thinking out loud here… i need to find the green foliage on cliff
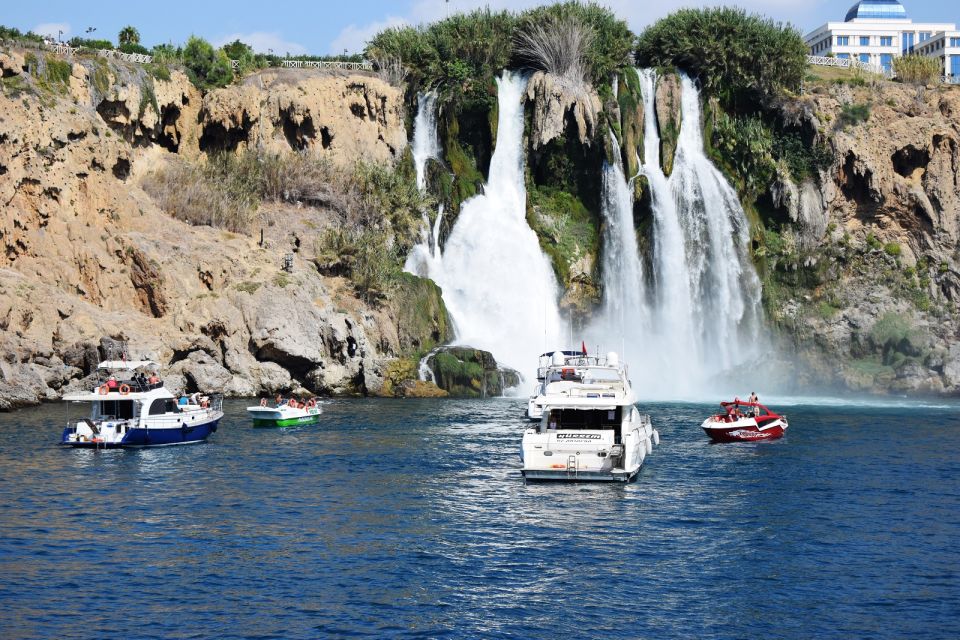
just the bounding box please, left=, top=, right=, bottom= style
left=893, top=55, right=941, bottom=85
left=708, top=108, right=832, bottom=197
left=366, top=2, right=632, bottom=101
left=182, top=36, right=234, bottom=90
left=0, top=25, right=45, bottom=44
left=635, top=8, right=807, bottom=106
left=390, top=273, right=453, bottom=354
left=527, top=185, right=598, bottom=287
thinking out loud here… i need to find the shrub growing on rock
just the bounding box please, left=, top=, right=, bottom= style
left=893, top=55, right=941, bottom=85
left=635, top=7, right=807, bottom=106
left=182, top=36, right=234, bottom=90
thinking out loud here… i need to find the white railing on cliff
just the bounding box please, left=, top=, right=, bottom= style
left=280, top=59, right=373, bottom=71
left=40, top=41, right=372, bottom=73
left=807, top=54, right=891, bottom=78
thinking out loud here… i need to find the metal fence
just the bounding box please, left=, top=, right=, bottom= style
left=280, top=59, right=373, bottom=71
left=36, top=40, right=372, bottom=73
left=807, top=54, right=891, bottom=77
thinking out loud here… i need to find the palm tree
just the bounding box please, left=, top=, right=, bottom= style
left=118, top=26, right=140, bottom=46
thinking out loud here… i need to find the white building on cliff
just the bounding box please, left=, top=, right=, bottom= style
left=804, top=0, right=960, bottom=80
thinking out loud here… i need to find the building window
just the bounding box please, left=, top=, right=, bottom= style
left=880, top=36, right=893, bottom=47
left=837, top=53, right=851, bottom=60
left=903, top=32, right=915, bottom=53
left=860, top=36, right=870, bottom=46
left=920, top=32, right=932, bottom=42
left=837, top=36, right=850, bottom=46
left=951, top=38, right=960, bottom=48
left=952, top=55, right=960, bottom=77
left=859, top=53, right=871, bottom=64
left=880, top=54, right=893, bottom=72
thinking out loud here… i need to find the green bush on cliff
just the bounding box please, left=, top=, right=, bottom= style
left=635, top=8, right=807, bottom=106
left=514, top=2, right=633, bottom=84
left=182, top=36, right=234, bottom=90
left=367, top=2, right=632, bottom=99
left=893, top=55, right=941, bottom=85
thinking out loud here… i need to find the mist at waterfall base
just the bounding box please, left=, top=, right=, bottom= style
left=406, top=69, right=766, bottom=399
left=406, top=73, right=566, bottom=373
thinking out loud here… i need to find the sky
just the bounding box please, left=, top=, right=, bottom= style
left=9, top=0, right=960, bottom=56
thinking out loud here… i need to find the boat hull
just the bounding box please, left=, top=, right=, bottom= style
left=252, top=414, right=321, bottom=428
left=701, top=420, right=786, bottom=443
left=60, top=418, right=219, bottom=448
left=521, top=467, right=639, bottom=482
left=247, top=405, right=321, bottom=428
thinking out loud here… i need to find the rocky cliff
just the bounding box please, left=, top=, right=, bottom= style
left=759, top=79, right=960, bottom=394
left=0, top=48, right=448, bottom=409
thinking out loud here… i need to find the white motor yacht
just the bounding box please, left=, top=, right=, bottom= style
left=526, top=350, right=588, bottom=421
left=521, top=351, right=659, bottom=482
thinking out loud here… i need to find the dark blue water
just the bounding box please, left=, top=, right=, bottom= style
left=1, top=398, right=959, bottom=639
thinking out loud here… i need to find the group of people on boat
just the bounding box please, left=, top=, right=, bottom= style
left=101, top=372, right=160, bottom=394
left=258, top=395, right=319, bottom=410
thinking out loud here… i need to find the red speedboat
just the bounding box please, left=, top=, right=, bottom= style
left=701, top=400, right=788, bottom=442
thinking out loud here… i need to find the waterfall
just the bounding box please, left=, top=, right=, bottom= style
left=668, top=73, right=762, bottom=375
left=588, top=69, right=762, bottom=397
left=412, top=91, right=440, bottom=192
left=404, top=92, right=444, bottom=278
left=590, top=133, right=650, bottom=352
left=637, top=69, right=698, bottom=374
left=429, top=71, right=566, bottom=372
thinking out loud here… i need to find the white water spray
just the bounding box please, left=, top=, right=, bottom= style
left=429, top=71, right=566, bottom=372
left=404, top=92, right=444, bottom=278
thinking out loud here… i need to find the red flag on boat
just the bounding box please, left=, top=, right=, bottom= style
left=581, top=341, right=587, bottom=355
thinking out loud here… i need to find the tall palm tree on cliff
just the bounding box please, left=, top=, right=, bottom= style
left=118, top=25, right=140, bottom=46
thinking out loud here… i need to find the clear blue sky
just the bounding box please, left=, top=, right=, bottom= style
left=7, top=1, right=959, bottom=55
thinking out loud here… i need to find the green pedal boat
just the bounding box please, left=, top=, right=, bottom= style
left=247, top=399, right=322, bottom=428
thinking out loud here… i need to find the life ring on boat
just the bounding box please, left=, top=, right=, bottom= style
left=260, top=398, right=267, bottom=407
left=306, top=399, right=316, bottom=409
left=98, top=384, right=109, bottom=395
left=119, top=384, right=131, bottom=395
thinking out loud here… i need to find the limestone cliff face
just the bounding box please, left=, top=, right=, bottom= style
left=525, top=71, right=601, bottom=150
left=198, top=69, right=406, bottom=163
left=765, top=82, right=960, bottom=394
left=0, top=50, right=441, bottom=409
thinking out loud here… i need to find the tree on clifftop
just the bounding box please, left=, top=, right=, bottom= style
left=635, top=8, right=807, bottom=107
left=182, top=36, right=234, bottom=90
left=118, top=25, right=140, bottom=46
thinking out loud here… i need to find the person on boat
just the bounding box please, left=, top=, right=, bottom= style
left=748, top=392, right=760, bottom=416
left=147, top=373, right=159, bottom=386
left=276, top=394, right=283, bottom=407
left=106, top=375, right=118, bottom=392
left=190, top=392, right=200, bottom=405
left=178, top=396, right=189, bottom=406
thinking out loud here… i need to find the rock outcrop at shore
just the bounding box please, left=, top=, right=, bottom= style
left=0, top=50, right=448, bottom=409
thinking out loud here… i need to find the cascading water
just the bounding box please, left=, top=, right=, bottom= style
left=668, top=73, right=762, bottom=373
left=404, top=92, right=444, bottom=278
left=588, top=69, right=762, bottom=397
left=637, top=69, right=697, bottom=373
left=590, top=133, right=650, bottom=352
left=411, top=91, right=440, bottom=192
left=428, top=71, right=566, bottom=372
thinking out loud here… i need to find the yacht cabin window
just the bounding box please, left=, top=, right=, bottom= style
left=148, top=398, right=181, bottom=415
left=96, top=400, right=136, bottom=420
left=545, top=407, right=622, bottom=431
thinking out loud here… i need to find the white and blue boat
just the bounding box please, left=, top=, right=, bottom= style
left=60, top=359, right=222, bottom=448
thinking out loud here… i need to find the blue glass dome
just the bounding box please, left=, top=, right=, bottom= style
left=845, top=0, right=909, bottom=21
